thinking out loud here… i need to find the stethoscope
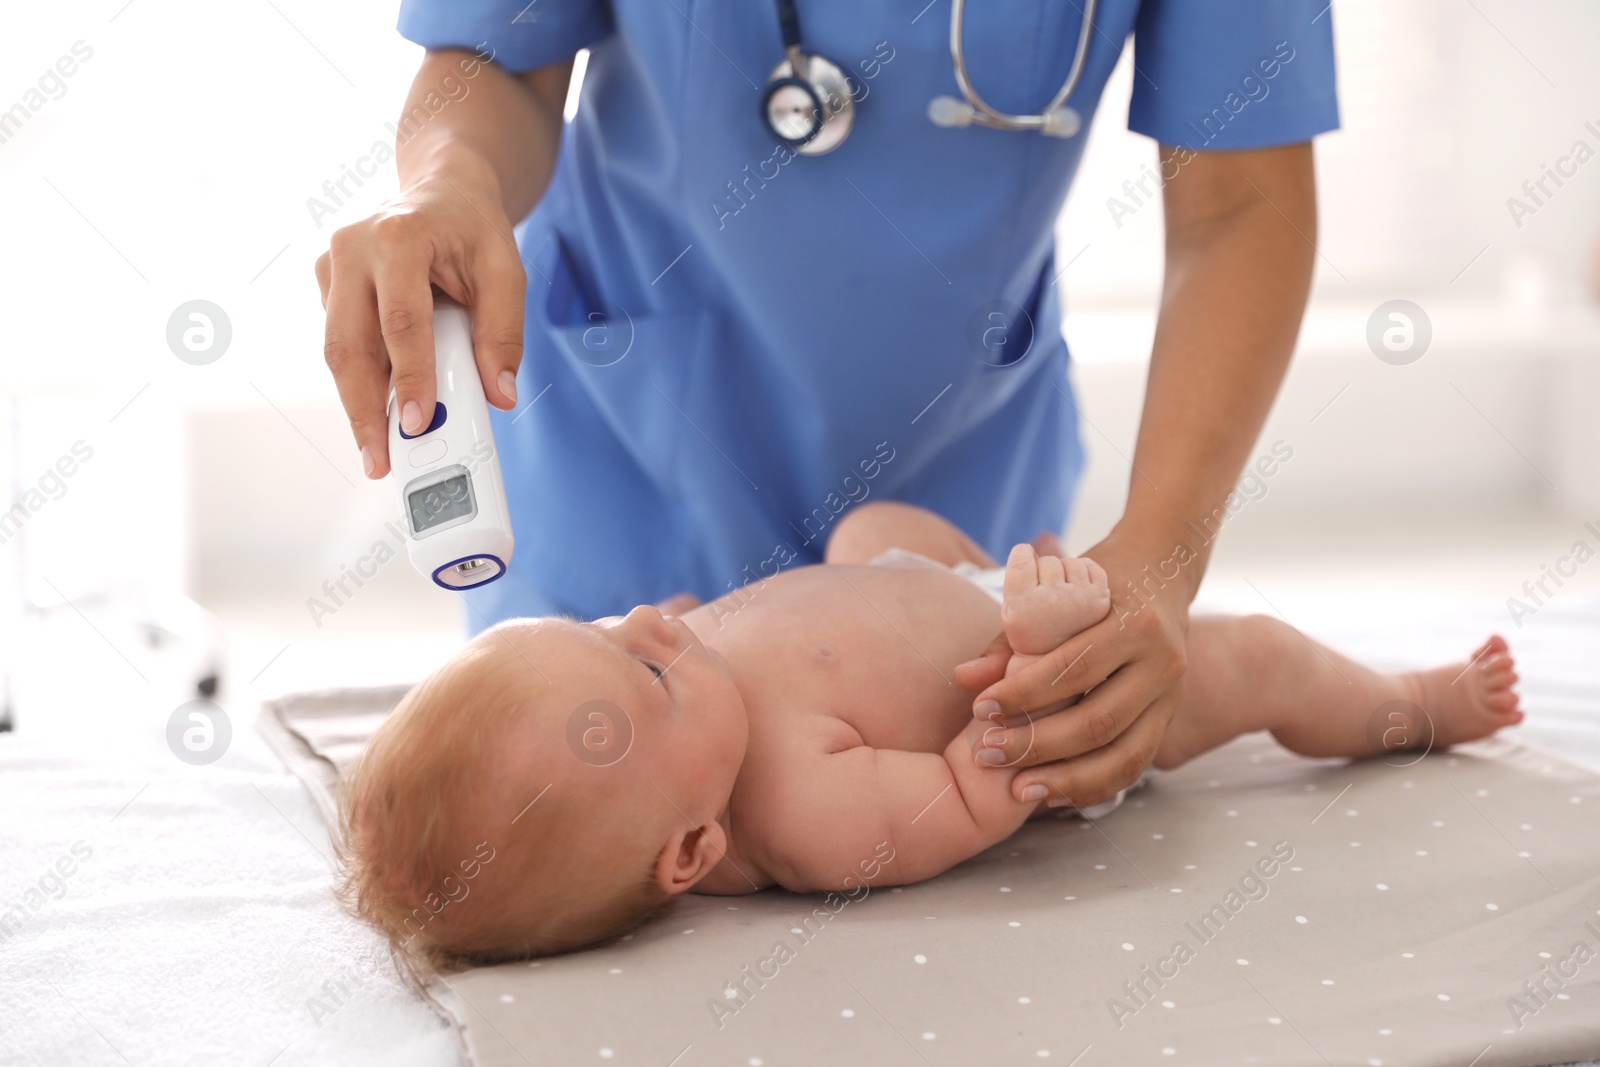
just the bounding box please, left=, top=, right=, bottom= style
left=760, top=0, right=1099, bottom=156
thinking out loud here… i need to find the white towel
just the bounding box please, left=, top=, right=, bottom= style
left=0, top=731, right=457, bottom=1066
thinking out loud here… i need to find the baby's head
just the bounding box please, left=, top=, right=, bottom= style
left=337, top=605, right=748, bottom=979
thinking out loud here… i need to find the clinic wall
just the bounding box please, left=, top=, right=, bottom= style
left=1053, top=0, right=1600, bottom=553
left=1059, top=0, right=1600, bottom=310
left=1063, top=319, right=1595, bottom=553
left=1322, top=0, right=1600, bottom=306
left=0, top=392, right=187, bottom=608
left=187, top=404, right=396, bottom=599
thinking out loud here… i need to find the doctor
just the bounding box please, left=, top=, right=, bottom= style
left=315, top=0, right=1338, bottom=810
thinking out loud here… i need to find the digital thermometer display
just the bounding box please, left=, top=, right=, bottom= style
left=407, top=469, right=476, bottom=534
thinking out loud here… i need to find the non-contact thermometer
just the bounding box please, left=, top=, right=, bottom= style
left=387, top=293, right=514, bottom=590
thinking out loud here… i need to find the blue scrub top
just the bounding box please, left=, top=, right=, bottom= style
left=396, top=0, right=1339, bottom=627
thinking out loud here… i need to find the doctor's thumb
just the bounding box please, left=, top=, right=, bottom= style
left=954, top=631, right=1012, bottom=695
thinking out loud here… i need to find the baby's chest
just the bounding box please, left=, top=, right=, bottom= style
left=748, top=649, right=972, bottom=756
left=727, top=566, right=1000, bottom=752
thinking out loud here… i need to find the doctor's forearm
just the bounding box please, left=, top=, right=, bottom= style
left=1115, top=144, right=1317, bottom=596
left=395, top=51, right=572, bottom=224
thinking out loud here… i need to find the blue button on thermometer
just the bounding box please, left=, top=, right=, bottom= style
left=388, top=293, right=514, bottom=590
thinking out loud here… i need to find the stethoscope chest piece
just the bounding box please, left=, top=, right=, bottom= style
left=762, top=48, right=854, bottom=155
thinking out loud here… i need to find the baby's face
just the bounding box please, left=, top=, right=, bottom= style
left=489, top=605, right=748, bottom=824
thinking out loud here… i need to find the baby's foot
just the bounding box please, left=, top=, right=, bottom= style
left=1001, top=544, right=1110, bottom=663
left=1406, top=635, right=1524, bottom=748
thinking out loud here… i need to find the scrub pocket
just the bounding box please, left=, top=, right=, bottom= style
left=531, top=232, right=713, bottom=490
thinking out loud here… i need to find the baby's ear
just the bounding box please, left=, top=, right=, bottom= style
left=654, top=823, right=728, bottom=895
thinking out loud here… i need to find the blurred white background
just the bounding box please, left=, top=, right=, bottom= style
left=2, top=0, right=1598, bottom=746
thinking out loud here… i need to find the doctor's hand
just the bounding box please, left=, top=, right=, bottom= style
left=952, top=532, right=1190, bottom=809
left=314, top=170, right=527, bottom=479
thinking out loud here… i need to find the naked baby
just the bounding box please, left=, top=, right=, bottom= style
left=338, top=502, right=1522, bottom=973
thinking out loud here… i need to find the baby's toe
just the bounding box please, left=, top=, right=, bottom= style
left=1484, top=688, right=1521, bottom=714
left=1474, top=634, right=1510, bottom=663
left=1480, top=653, right=1518, bottom=685
left=1471, top=637, right=1522, bottom=718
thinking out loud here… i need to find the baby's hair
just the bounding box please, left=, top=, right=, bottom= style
left=334, top=622, right=676, bottom=987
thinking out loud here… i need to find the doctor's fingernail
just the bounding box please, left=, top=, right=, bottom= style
left=498, top=370, right=518, bottom=404
left=982, top=726, right=1006, bottom=748
left=975, top=699, right=1001, bottom=721
left=360, top=446, right=375, bottom=478
left=975, top=747, right=1008, bottom=766
left=1019, top=784, right=1048, bottom=802
left=401, top=400, right=423, bottom=434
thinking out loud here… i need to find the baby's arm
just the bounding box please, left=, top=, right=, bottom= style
left=1000, top=543, right=1110, bottom=678
left=765, top=721, right=1037, bottom=891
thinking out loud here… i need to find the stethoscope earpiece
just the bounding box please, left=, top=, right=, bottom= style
left=927, top=95, right=975, bottom=129
left=1041, top=106, right=1083, bottom=138
left=929, top=96, right=1082, bottom=138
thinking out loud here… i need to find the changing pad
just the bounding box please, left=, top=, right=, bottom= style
left=259, top=688, right=1600, bottom=1067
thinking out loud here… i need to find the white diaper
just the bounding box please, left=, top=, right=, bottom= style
left=866, top=547, right=1145, bottom=820
left=868, top=546, right=1007, bottom=601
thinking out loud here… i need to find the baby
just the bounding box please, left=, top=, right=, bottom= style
left=338, top=502, right=1522, bottom=975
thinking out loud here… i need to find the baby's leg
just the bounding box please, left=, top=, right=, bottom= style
left=1153, top=615, right=1523, bottom=770
left=825, top=501, right=997, bottom=568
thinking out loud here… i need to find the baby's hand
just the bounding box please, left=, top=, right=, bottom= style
left=1000, top=544, right=1110, bottom=678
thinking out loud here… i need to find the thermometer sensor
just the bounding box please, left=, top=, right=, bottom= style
left=387, top=292, right=514, bottom=590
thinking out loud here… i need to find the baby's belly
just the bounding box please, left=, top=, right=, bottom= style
left=704, top=564, right=1003, bottom=754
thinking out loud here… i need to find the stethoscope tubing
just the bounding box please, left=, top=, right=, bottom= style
left=762, top=0, right=1098, bottom=147
left=947, top=0, right=1098, bottom=131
